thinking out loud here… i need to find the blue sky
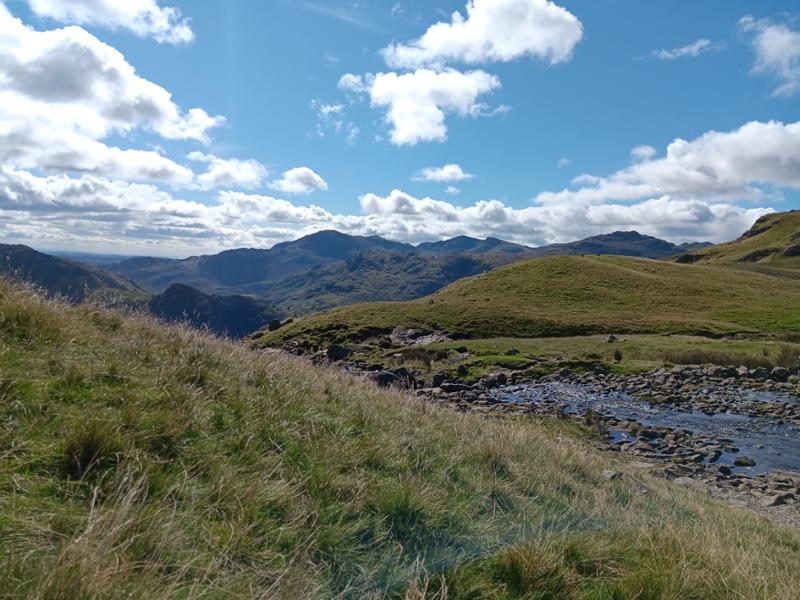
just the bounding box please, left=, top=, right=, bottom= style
left=1, top=0, right=800, bottom=256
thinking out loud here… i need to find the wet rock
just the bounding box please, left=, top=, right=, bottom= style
left=749, top=367, right=771, bottom=381
left=734, top=456, right=757, bottom=467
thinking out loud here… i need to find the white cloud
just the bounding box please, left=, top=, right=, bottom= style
left=0, top=164, right=774, bottom=256
left=740, top=16, right=800, bottom=97
left=382, top=0, right=583, bottom=69
left=537, top=120, right=800, bottom=206
left=311, top=99, right=359, bottom=143
left=341, top=69, right=501, bottom=145
left=445, top=186, right=461, bottom=195
left=414, top=163, right=474, bottom=182
left=630, top=145, right=657, bottom=161
left=269, top=167, right=329, bottom=195
left=557, top=157, right=571, bottom=168
left=0, top=4, right=224, bottom=185
left=652, top=38, right=715, bottom=60
left=24, top=0, right=194, bottom=44
left=188, top=152, right=268, bottom=190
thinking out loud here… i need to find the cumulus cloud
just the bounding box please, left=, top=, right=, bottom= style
left=537, top=120, right=800, bottom=206
left=630, top=145, right=657, bottom=161
left=311, top=100, right=359, bottom=143
left=445, top=186, right=461, bottom=195
left=382, top=0, right=583, bottom=69
left=0, top=4, right=224, bottom=185
left=341, top=69, right=501, bottom=145
left=652, top=38, right=715, bottom=60
left=413, top=164, right=474, bottom=182
left=0, top=163, right=774, bottom=256
left=269, top=167, right=329, bottom=195
left=24, top=0, right=194, bottom=44
left=740, top=16, right=800, bottom=96
left=188, top=153, right=268, bottom=190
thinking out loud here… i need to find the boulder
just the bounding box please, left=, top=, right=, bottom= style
left=749, top=367, right=770, bottom=381
left=481, top=372, right=508, bottom=389
left=771, top=367, right=790, bottom=382
left=733, top=456, right=757, bottom=467
left=325, top=345, right=351, bottom=362
left=267, top=319, right=283, bottom=332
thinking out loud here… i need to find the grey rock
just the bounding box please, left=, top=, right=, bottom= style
left=326, top=344, right=351, bottom=362
left=733, top=456, right=757, bottom=467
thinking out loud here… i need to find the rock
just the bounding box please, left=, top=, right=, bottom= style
left=481, top=372, right=508, bottom=389
left=440, top=382, right=472, bottom=393
left=267, top=319, right=283, bottom=332
left=762, top=493, right=793, bottom=507
left=389, top=326, right=426, bottom=346
left=771, top=367, right=790, bottom=383
left=432, top=372, right=447, bottom=387
left=504, top=348, right=521, bottom=356
left=413, top=332, right=452, bottom=346
left=603, top=469, right=622, bottom=480
left=749, top=367, right=770, bottom=381
left=325, top=344, right=351, bottom=362
left=709, top=365, right=737, bottom=379
left=674, top=476, right=706, bottom=491
left=605, top=334, right=618, bottom=343
left=734, top=456, right=757, bottom=467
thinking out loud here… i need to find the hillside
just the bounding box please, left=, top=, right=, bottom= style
left=107, top=230, right=714, bottom=315
left=1, top=278, right=799, bottom=598
left=675, top=211, right=800, bottom=274
left=261, top=250, right=505, bottom=313
left=255, top=255, right=800, bottom=347
left=108, top=230, right=415, bottom=294
left=0, top=244, right=146, bottom=303
left=148, top=283, right=282, bottom=338
left=533, top=230, right=710, bottom=259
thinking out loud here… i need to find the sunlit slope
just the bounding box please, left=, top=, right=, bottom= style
left=1, top=278, right=800, bottom=598
left=675, top=211, right=800, bottom=273
left=255, top=254, right=800, bottom=346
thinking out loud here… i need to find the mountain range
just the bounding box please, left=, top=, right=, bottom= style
left=0, top=229, right=713, bottom=337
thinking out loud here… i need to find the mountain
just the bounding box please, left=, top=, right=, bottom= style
left=148, top=283, right=282, bottom=338
left=261, top=250, right=504, bottom=314
left=416, top=235, right=531, bottom=255
left=108, top=230, right=708, bottom=311
left=108, top=230, right=414, bottom=294
left=674, top=211, right=800, bottom=276
left=527, top=231, right=711, bottom=259
left=254, top=255, right=800, bottom=347
left=1, top=276, right=794, bottom=596
left=0, top=243, right=146, bottom=303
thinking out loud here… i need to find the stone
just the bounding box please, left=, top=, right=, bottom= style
left=325, top=345, right=351, bottom=362
left=749, top=367, right=770, bottom=381
left=733, top=456, right=757, bottom=467
left=762, top=493, right=793, bottom=507
left=440, top=382, right=472, bottom=393
left=432, top=372, right=447, bottom=387
left=481, top=372, right=508, bottom=389
left=605, top=334, right=618, bottom=343
left=771, top=367, right=790, bottom=383
left=267, top=319, right=283, bottom=332
left=603, top=469, right=622, bottom=480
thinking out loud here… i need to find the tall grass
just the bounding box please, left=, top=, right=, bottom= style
left=0, top=279, right=798, bottom=598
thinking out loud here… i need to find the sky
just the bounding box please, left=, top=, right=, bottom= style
left=1, top=0, right=800, bottom=257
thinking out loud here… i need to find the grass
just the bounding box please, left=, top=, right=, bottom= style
left=678, top=210, right=800, bottom=273
left=381, top=335, right=800, bottom=381
left=254, top=255, right=800, bottom=349
left=1, top=279, right=800, bottom=598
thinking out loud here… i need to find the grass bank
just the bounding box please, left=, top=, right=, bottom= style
left=1, top=280, right=799, bottom=598
left=255, top=256, right=800, bottom=349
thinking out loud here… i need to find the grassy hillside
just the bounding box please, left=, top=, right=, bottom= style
left=675, top=211, right=800, bottom=273
left=0, top=244, right=146, bottom=303
left=255, top=255, right=800, bottom=348
left=1, top=279, right=799, bottom=598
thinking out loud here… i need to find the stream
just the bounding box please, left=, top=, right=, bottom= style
left=494, top=383, right=800, bottom=476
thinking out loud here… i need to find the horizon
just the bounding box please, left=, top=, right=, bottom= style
left=1, top=1, right=799, bottom=255
left=33, top=224, right=718, bottom=261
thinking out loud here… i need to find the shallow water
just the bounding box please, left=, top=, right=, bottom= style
left=496, top=383, right=800, bottom=476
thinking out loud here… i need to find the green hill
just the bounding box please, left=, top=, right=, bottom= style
left=255, top=255, right=800, bottom=348
left=0, top=243, right=146, bottom=303
left=675, top=211, right=800, bottom=275
left=1, top=278, right=799, bottom=598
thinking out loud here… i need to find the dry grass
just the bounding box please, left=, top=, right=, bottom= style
left=0, top=279, right=799, bottom=598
